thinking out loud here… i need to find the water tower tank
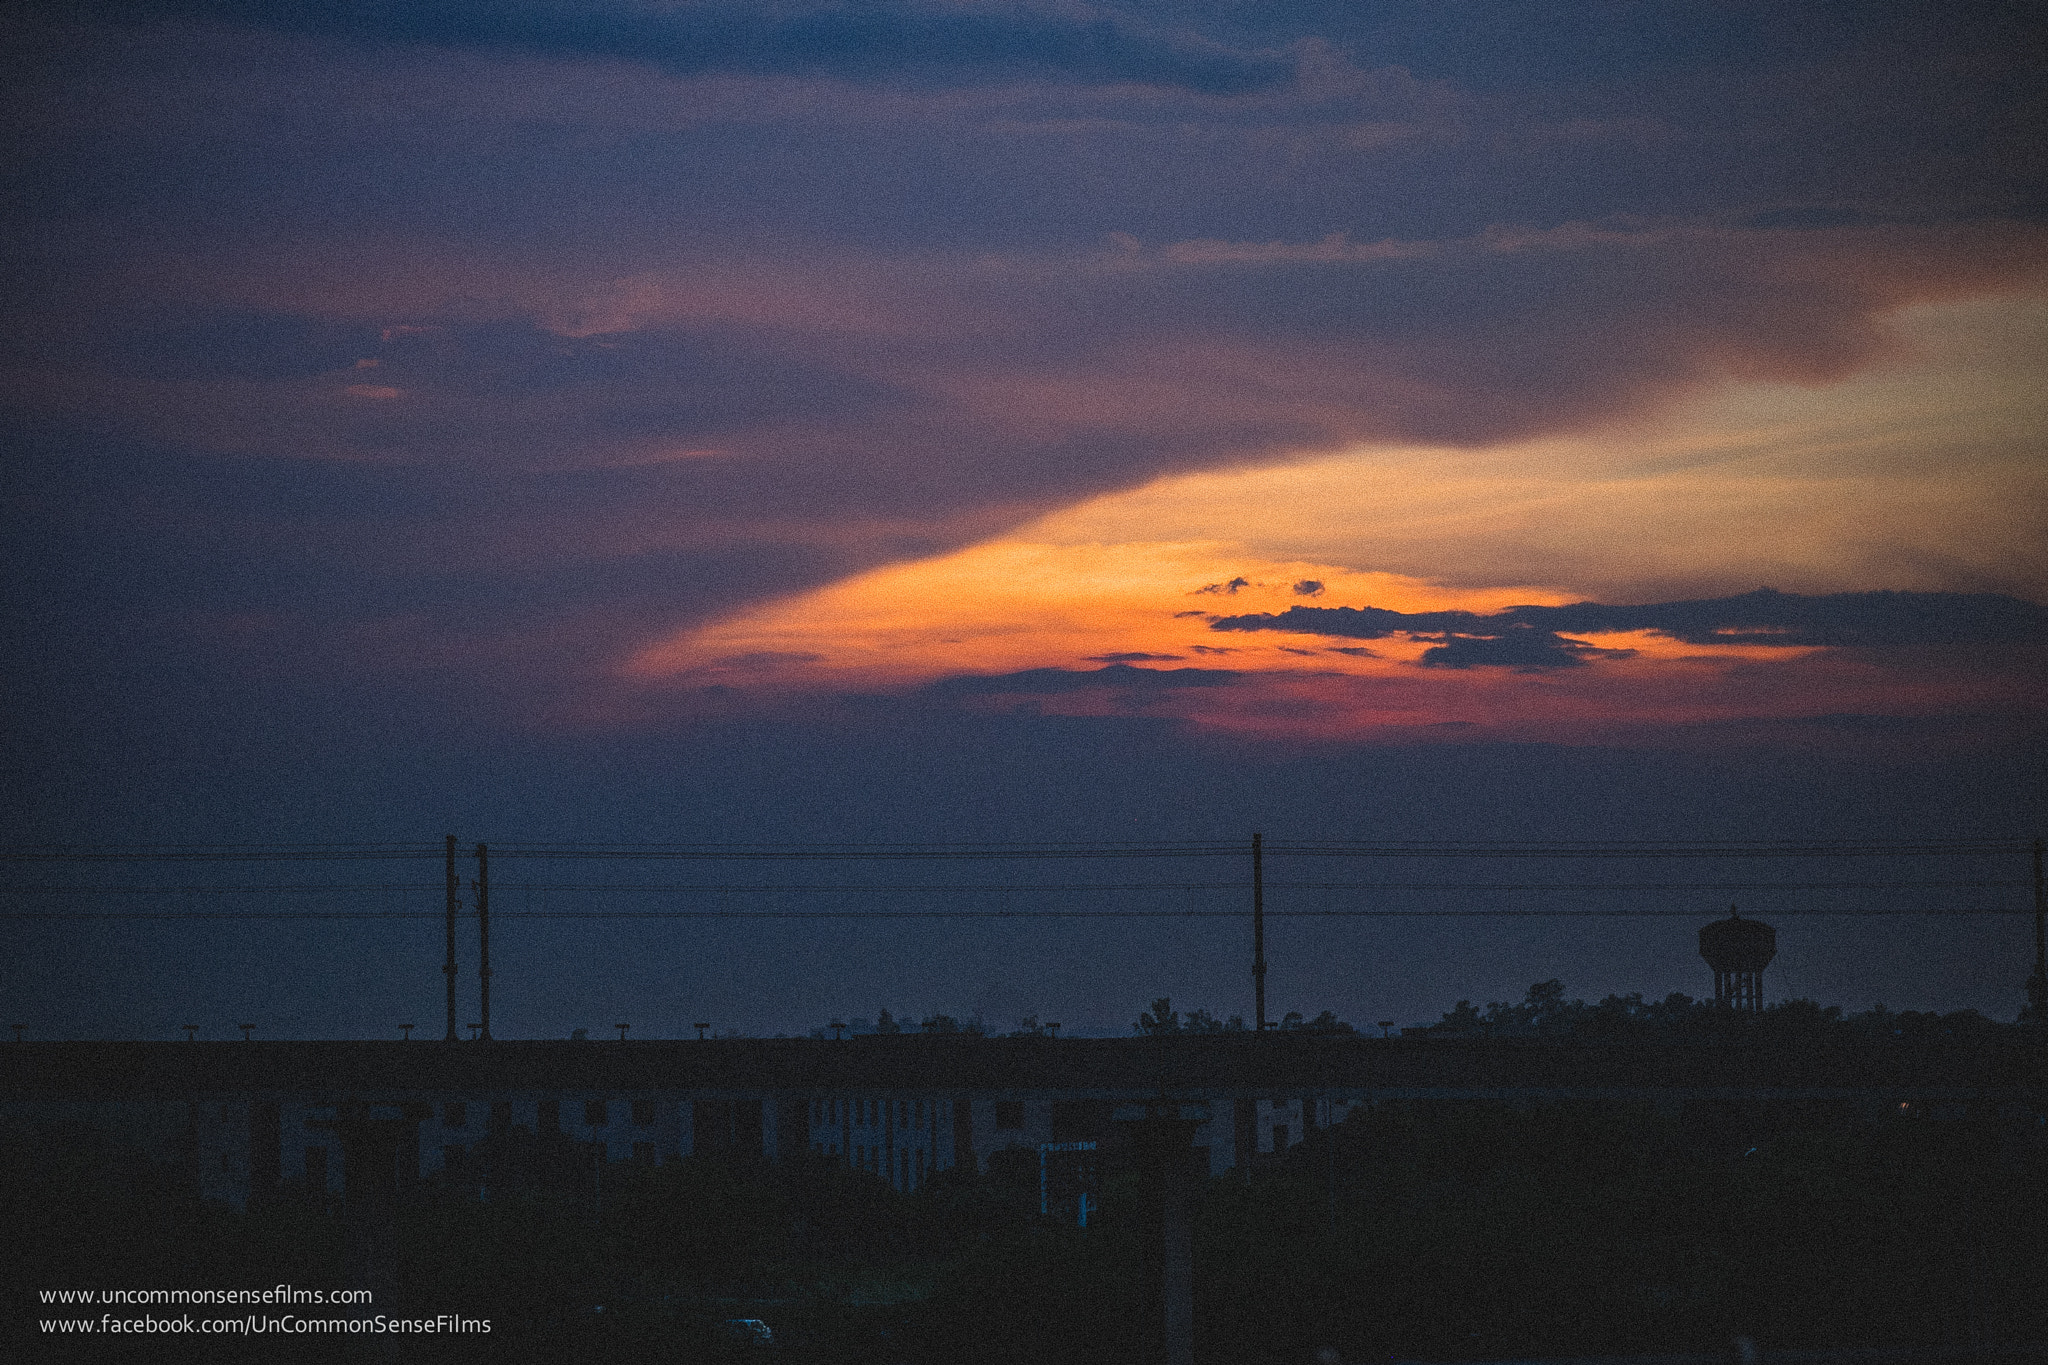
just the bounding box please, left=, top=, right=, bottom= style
left=1698, top=908, right=1775, bottom=1012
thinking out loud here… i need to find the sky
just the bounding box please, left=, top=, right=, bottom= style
left=3, top=0, right=2044, bottom=1040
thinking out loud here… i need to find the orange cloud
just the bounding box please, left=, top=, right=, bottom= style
left=615, top=526, right=2007, bottom=744
left=624, top=540, right=1532, bottom=691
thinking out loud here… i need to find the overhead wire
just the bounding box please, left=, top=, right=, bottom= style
left=0, top=878, right=2020, bottom=894
left=0, top=907, right=2025, bottom=921
left=0, top=836, right=2027, bottom=917
left=2, top=836, right=2027, bottom=863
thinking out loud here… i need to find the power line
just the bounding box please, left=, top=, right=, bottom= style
left=0, top=907, right=2025, bottom=920
left=0, top=879, right=2021, bottom=895
left=0, top=849, right=439, bottom=863
left=499, top=840, right=2027, bottom=860
left=1262, top=843, right=2024, bottom=859
left=2, top=836, right=2027, bottom=864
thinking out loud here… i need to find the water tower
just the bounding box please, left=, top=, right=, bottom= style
left=1699, top=907, right=1775, bottom=1012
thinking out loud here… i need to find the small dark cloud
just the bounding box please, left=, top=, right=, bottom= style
left=1210, top=604, right=1433, bottom=639
left=1418, top=627, right=1633, bottom=671
left=1171, top=610, right=1212, bottom=619
left=1522, top=588, right=2048, bottom=649
left=1327, top=646, right=1377, bottom=657
left=1212, top=588, right=2048, bottom=657
left=1085, top=651, right=1184, bottom=662
left=926, top=663, right=1240, bottom=695
left=1188, top=645, right=1235, bottom=654
left=1194, top=577, right=1252, bottom=596
left=1292, top=579, right=1325, bottom=597
left=1278, top=646, right=1320, bottom=656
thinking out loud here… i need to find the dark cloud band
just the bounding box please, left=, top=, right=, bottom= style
left=1209, top=588, right=2048, bottom=669
left=66, top=0, right=1290, bottom=92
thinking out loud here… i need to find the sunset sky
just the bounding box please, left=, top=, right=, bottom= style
left=4, top=0, right=2044, bottom=1038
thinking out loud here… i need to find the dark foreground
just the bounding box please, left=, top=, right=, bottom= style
left=6, top=1097, right=2042, bottom=1363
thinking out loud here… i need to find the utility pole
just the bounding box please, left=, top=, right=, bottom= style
left=2029, top=837, right=2047, bottom=1024
left=443, top=835, right=459, bottom=1043
left=474, top=842, right=492, bottom=1042
left=1252, top=832, right=1268, bottom=1031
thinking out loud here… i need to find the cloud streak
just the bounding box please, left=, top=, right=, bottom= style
left=68, top=0, right=1291, bottom=92
left=1211, top=588, right=2048, bottom=668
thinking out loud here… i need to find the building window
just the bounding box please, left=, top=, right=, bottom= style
left=443, top=1145, right=465, bottom=1172
left=632, top=1099, right=656, bottom=1126
left=1271, top=1124, right=1288, bottom=1152
left=633, top=1141, right=656, bottom=1165
left=914, top=1098, right=923, bottom=1126
left=443, top=1102, right=466, bottom=1129
left=538, top=1099, right=560, bottom=1132
left=491, top=1101, right=513, bottom=1134
left=585, top=1099, right=608, bottom=1127
left=994, top=1101, right=1023, bottom=1130
left=305, top=1145, right=328, bottom=1190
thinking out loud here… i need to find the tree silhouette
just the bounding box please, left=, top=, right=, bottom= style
left=1135, top=998, right=1180, bottom=1035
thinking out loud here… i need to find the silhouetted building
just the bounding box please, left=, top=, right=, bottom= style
left=1699, top=909, right=1776, bottom=1011
left=6, top=1030, right=2029, bottom=1210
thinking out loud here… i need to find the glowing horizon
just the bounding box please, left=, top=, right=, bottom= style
left=615, top=294, right=2043, bottom=740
